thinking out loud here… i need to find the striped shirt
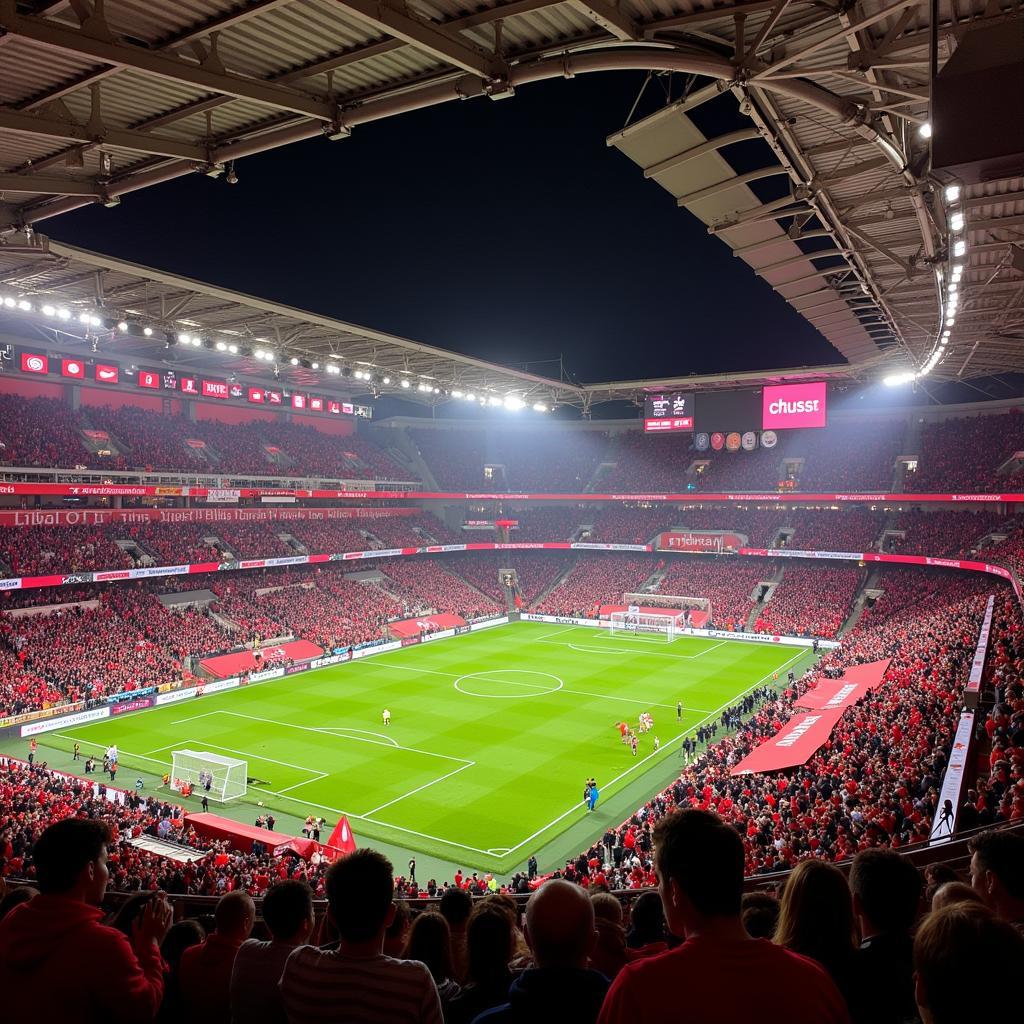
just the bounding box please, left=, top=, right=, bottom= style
left=280, top=946, right=443, bottom=1024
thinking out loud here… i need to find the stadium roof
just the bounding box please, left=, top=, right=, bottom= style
left=0, top=0, right=1020, bottom=391
left=0, top=238, right=585, bottom=405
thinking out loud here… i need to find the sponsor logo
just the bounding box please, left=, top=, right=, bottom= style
left=21, top=706, right=109, bottom=736
left=229, top=383, right=244, bottom=399
left=710, top=432, right=725, bottom=451
left=111, top=698, right=153, bottom=715
left=725, top=432, right=741, bottom=452
left=62, top=358, right=84, bottom=379
left=268, top=390, right=282, bottom=404
left=180, top=377, right=198, bottom=394
left=760, top=429, right=778, bottom=449
left=0, top=578, right=22, bottom=590
left=60, top=573, right=92, bottom=584
left=248, top=387, right=264, bottom=403
left=328, top=401, right=340, bottom=414
left=694, top=432, right=710, bottom=451
left=95, top=364, right=119, bottom=383
left=137, top=370, right=160, bottom=389
left=94, top=571, right=130, bottom=581
left=202, top=379, right=228, bottom=399
left=162, top=371, right=177, bottom=390
left=762, top=382, right=828, bottom=429
left=741, top=431, right=758, bottom=451
left=951, top=494, right=995, bottom=502
left=342, top=402, right=354, bottom=415
left=21, top=352, right=49, bottom=374
left=292, top=394, right=306, bottom=409
left=310, top=397, right=324, bottom=412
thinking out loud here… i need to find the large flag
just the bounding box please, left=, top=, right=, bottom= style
left=324, top=816, right=357, bottom=859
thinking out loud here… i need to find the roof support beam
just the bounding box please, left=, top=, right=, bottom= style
left=676, top=166, right=789, bottom=206
left=644, top=127, right=761, bottom=179
left=0, top=108, right=208, bottom=161
left=566, top=0, right=639, bottom=41
left=329, top=0, right=506, bottom=79
left=0, top=6, right=339, bottom=120
left=0, top=172, right=103, bottom=195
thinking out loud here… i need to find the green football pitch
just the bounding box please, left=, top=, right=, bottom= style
left=43, top=621, right=808, bottom=874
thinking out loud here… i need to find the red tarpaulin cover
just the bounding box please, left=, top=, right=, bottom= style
left=323, top=815, right=358, bottom=860
left=796, top=659, right=891, bottom=712
left=185, top=812, right=316, bottom=856
left=390, top=613, right=466, bottom=638
left=731, top=708, right=847, bottom=775
left=199, top=639, right=323, bottom=678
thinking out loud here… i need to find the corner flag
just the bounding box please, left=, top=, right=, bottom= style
left=324, top=816, right=357, bottom=859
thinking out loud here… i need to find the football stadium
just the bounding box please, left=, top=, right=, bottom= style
left=0, top=1, right=1023, bottom=1022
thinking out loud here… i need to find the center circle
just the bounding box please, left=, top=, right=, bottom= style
left=453, top=669, right=564, bottom=699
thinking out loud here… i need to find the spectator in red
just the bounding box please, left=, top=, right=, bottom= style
left=967, top=829, right=1024, bottom=932
left=597, top=809, right=849, bottom=1024
left=849, top=848, right=922, bottom=1024
left=179, top=890, right=256, bottom=1024
left=0, top=817, right=171, bottom=1022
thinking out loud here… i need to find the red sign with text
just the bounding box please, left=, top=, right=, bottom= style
left=180, top=377, right=198, bottom=395
left=247, top=387, right=264, bottom=404
left=137, top=370, right=160, bottom=389
left=202, top=379, right=228, bottom=400
left=291, top=394, right=306, bottom=410
left=94, top=364, right=119, bottom=384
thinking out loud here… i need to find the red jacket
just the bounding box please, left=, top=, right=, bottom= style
left=0, top=894, right=164, bottom=1022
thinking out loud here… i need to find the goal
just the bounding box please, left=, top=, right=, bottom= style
left=622, top=593, right=713, bottom=628
left=609, top=609, right=684, bottom=641
left=170, top=749, right=247, bottom=803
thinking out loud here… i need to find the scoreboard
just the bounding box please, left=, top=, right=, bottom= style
left=643, top=392, right=694, bottom=433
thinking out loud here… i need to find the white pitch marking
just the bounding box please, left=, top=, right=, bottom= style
left=361, top=761, right=476, bottom=817
left=498, top=646, right=809, bottom=858
left=454, top=670, right=564, bottom=699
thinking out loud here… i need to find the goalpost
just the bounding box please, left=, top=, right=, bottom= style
left=616, top=593, right=713, bottom=633
left=609, top=609, right=682, bottom=641
left=170, top=749, right=248, bottom=803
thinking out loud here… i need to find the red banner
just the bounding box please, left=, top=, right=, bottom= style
left=0, top=507, right=420, bottom=527
left=796, top=659, right=890, bottom=711
left=731, top=707, right=847, bottom=775
left=199, top=639, right=323, bottom=678
left=657, top=531, right=745, bottom=552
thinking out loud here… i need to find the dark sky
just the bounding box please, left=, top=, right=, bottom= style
left=50, top=72, right=841, bottom=387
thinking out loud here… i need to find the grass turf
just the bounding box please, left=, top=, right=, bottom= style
left=44, top=620, right=806, bottom=874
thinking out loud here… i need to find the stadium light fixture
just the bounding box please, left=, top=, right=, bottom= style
left=465, top=392, right=475, bottom=401
left=918, top=122, right=932, bottom=139
left=883, top=372, right=916, bottom=387
left=18, top=300, right=32, bottom=311
left=118, top=321, right=129, bottom=332
left=143, top=326, right=153, bottom=336
left=451, top=389, right=463, bottom=398
left=401, top=378, right=411, bottom=389
left=950, top=212, right=964, bottom=232
left=533, top=402, right=548, bottom=412
left=2, top=296, right=15, bottom=308
left=311, top=362, right=319, bottom=370
left=178, top=333, right=192, bottom=345
left=952, top=263, right=963, bottom=276
left=290, top=356, right=299, bottom=365
left=228, top=344, right=238, bottom=354
left=953, top=240, right=966, bottom=258
left=945, top=185, right=961, bottom=203
left=946, top=317, right=955, bottom=326
left=56, top=308, right=71, bottom=320
left=504, top=395, right=525, bottom=411
left=216, top=341, right=228, bottom=352
left=488, top=396, right=503, bottom=407
left=41, top=304, right=55, bottom=316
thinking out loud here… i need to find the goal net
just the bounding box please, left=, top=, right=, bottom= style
left=609, top=609, right=682, bottom=641
left=170, top=749, right=247, bottom=803
left=622, top=593, right=713, bottom=628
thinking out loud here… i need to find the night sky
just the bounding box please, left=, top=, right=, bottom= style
left=48, top=72, right=840, bottom=390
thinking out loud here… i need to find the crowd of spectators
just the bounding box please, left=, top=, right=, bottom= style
left=448, top=553, right=573, bottom=607
left=505, top=508, right=584, bottom=542
left=0, top=395, right=412, bottom=481
left=784, top=511, right=885, bottom=553
left=0, top=524, right=128, bottom=577
left=3, top=776, right=1022, bottom=1024
left=755, top=566, right=863, bottom=638
left=889, top=510, right=1003, bottom=557
left=657, top=559, right=766, bottom=631
left=908, top=409, right=1024, bottom=493
left=380, top=560, right=501, bottom=620
left=537, top=555, right=658, bottom=618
